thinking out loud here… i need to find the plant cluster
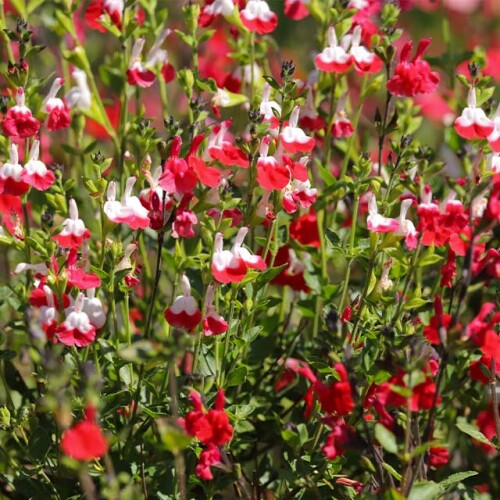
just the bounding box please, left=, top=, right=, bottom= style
left=0, top=0, right=499, bottom=498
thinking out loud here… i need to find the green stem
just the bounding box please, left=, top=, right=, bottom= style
left=339, top=76, right=368, bottom=181
left=338, top=192, right=360, bottom=312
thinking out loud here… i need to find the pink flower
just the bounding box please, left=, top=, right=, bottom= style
left=366, top=193, right=400, bottom=233
left=487, top=104, right=500, bottom=152
left=1, top=87, right=40, bottom=139
left=240, top=0, right=278, bottom=35
left=20, top=141, right=55, bottom=191
left=43, top=78, right=71, bottom=131
left=164, top=275, right=202, bottom=331
left=56, top=293, right=97, bottom=348
left=212, top=228, right=267, bottom=284
left=280, top=106, right=315, bottom=154
left=104, top=177, right=150, bottom=230
left=315, top=27, right=352, bottom=73
left=172, top=209, right=198, bottom=238
left=284, top=0, right=310, bottom=20
left=158, top=137, right=198, bottom=194
left=53, top=199, right=90, bottom=248
left=0, top=143, right=29, bottom=196
left=387, top=39, right=440, bottom=97
left=85, top=0, right=123, bottom=32
left=454, top=87, right=494, bottom=140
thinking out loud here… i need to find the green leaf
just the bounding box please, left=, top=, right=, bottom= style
left=255, top=264, right=287, bottom=288
left=325, top=228, right=341, bottom=247
left=28, top=427, right=52, bottom=461
left=227, top=366, right=248, bottom=387
left=403, top=298, right=430, bottom=311
left=375, top=423, right=398, bottom=454
left=0, top=350, right=16, bottom=361
left=417, top=254, right=443, bottom=267
left=456, top=418, right=494, bottom=447
left=439, top=471, right=478, bottom=490
left=408, top=481, right=441, bottom=500
left=102, top=390, right=132, bottom=415
left=382, top=463, right=402, bottom=481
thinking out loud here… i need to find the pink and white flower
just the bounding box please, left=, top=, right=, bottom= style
left=203, top=285, right=229, bottom=336
left=240, top=0, right=278, bottom=35
left=366, top=193, right=400, bottom=232
left=487, top=103, right=500, bottom=152
left=212, top=227, right=267, bottom=284
left=21, top=141, right=55, bottom=191
left=454, top=87, right=495, bottom=140
left=315, top=27, right=351, bottom=73
left=66, top=70, right=91, bottom=111
left=53, top=199, right=90, bottom=248
left=0, top=143, right=29, bottom=196
left=207, top=121, right=249, bottom=168
left=164, top=275, right=202, bottom=331
left=395, top=198, right=419, bottom=250
left=260, top=84, right=281, bottom=129
left=346, top=26, right=382, bottom=75
left=104, top=177, right=150, bottom=230
left=282, top=178, right=317, bottom=214
left=280, top=106, right=315, bottom=154
left=56, top=293, right=96, bottom=348
left=43, top=78, right=71, bottom=131
left=127, top=30, right=172, bottom=88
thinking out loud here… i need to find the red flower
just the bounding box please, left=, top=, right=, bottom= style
left=284, top=0, right=309, bottom=20
left=267, top=246, right=310, bottom=293
left=423, top=295, right=453, bottom=345
left=314, top=364, right=354, bottom=416
left=1, top=87, right=40, bottom=139
left=387, top=39, right=440, bottom=97
left=469, top=355, right=500, bottom=384
left=61, top=408, right=108, bottom=461
left=440, top=249, right=456, bottom=288
left=182, top=389, right=233, bottom=480
left=428, top=447, right=449, bottom=468
left=322, top=417, right=350, bottom=460
left=289, top=209, right=320, bottom=247
left=172, top=209, right=198, bottom=239
left=85, top=0, right=123, bottom=32
left=476, top=404, right=500, bottom=454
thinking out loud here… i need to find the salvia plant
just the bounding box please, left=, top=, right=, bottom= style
left=0, top=0, right=499, bottom=498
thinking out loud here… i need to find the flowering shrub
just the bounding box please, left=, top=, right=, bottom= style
left=0, top=0, right=499, bottom=498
